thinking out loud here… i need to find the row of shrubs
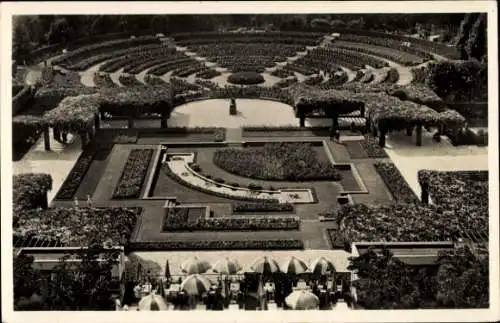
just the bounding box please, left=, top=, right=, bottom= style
left=361, top=135, right=389, bottom=158
left=232, top=202, right=294, bottom=213
left=129, top=239, right=304, bottom=251
left=373, top=161, right=420, bottom=203
left=113, top=149, right=154, bottom=199
left=163, top=215, right=300, bottom=231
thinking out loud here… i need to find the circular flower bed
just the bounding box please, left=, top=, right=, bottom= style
left=227, top=72, right=265, bottom=85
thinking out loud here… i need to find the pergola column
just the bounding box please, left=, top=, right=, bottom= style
left=43, top=125, right=51, bottom=151
left=94, top=113, right=100, bottom=130
left=128, top=116, right=134, bottom=129
left=406, top=126, right=413, bottom=136
left=53, top=126, right=61, bottom=141
left=80, top=131, right=90, bottom=150
left=330, top=113, right=339, bottom=137
left=299, top=110, right=306, bottom=127
left=378, top=130, right=386, bottom=147
left=371, top=122, right=378, bottom=137
left=160, top=112, right=168, bottom=128
left=416, top=124, right=423, bottom=146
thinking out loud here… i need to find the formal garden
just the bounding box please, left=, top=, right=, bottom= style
left=10, top=13, right=490, bottom=311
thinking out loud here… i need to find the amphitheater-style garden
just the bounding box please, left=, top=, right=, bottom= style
left=11, top=15, right=489, bottom=311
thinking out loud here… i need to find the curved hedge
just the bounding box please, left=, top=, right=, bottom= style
left=227, top=72, right=265, bottom=85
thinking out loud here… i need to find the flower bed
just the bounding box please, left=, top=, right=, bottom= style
left=232, top=202, right=294, bottom=213
left=213, top=142, right=341, bottom=181
left=271, top=68, right=295, bottom=78
left=163, top=214, right=300, bottom=231
left=13, top=173, right=53, bottom=213
left=360, top=135, right=388, bottom=158
left=113, top=149, right=154, bottom=199
left=274, top=77, right=298, bottom=89
left=227, top=72, right=265, bottom=85
left=196, top=68, right=221, bottom=79
left=162, top=165, right=280, bottom=203
left=54, top=149, right=96, bottom=200
left=14, top=207, right=142, bottom=247
left=129, top=239, right=304, bottom=251
left=374, top=162, right=419, bottom=203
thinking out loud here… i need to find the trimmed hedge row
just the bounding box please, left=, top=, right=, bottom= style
left=232, top=202, right=294, bottom=213
left=163, top=215, right=300, bottom=231
left=374, top=162, right=420, bottom=203
left=227, top=72, right=265, bottom=85
left=361, top=135, right=389, bottom=158
left=113, top=149, right=154, bottom=199
left=129, top=239, right=304, bottom=251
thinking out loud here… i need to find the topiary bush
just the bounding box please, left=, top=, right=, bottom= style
left=227, top=72, right=265, bottom=85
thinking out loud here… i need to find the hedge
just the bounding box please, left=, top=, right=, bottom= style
left=163, top=215, right=300, bottom=231
left=129, top=239, right=304, bottom=251
left=14, top=207, right=142, bottom=247
left=227, top=72, right=265, bottom=85
left=13, top=173, right=53, bottom=213
left=232, top=202, right=294, bottom=213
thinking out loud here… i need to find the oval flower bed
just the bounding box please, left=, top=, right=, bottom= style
left=113, top=149, right=154, bottom=199
left=227, top=71, right=265, bottom=85
left=213, top=142, right=341, bottom=181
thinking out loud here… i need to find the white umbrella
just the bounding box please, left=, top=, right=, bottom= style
left=250, top=256, right=280, bottom=274
left=213, top=257, right=242, bottom=275
left=181, top=256, right=211, bottom=274
left=285, top=290, right=319, bottom=310
left=138, top=292, right=169, bottom=311
left=281, top=256, right=308, bottom=275
left=309, top=257, right=336, bottom=275
left=180, top=274, right=211, bottom=295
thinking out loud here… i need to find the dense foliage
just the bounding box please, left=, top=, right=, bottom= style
left=14, top=207, right=142, bottom=247
left=13, top=173, right=53, bottom=214
left=213, top=142, right=341, bottom=181
left=113, top=149, right=154, bottom=199
left=349, top=246, right=488, bottom=309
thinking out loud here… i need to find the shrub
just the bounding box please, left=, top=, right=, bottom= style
left=361, top=135, right=389, bottom=158
left=14, top=207, right=142, bottom=247
left=214, top=178, right=225, bottom=184
left=227, top=72, right=265, bottom=85
left=13, top=173, right=52, bottom=214
left=190, top=163, right=201, bottom=172
left=213, top=142, right=342, bottom=181
left=113, top=149, right=154, bottom=199
left=214, top=128, right=226, bottom=142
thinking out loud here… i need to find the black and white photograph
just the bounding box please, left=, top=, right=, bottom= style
left=1, top=1, right=498, bottom=322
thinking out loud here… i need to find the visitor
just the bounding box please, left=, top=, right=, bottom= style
left=73, top=197, right=79, bottom=207
left=86, top=195, right=93, bottom=207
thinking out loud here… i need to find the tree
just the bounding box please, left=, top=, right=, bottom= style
left=435, top=246, right=489, bottom=308
left=45, top=244, right=120, bottom=310
left=466, top=13, right=487, bottom=62
left=348, top=247, right=425, bottom=309
left=14, top=254, right=42, bottom=304
left=46, top=18, right=75, bottom=45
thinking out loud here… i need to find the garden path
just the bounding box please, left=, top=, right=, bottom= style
left=79, top=61, right=109, bottom=87
left=13, top=129, right=83, bottom=204
left=384, top=130, right=488, bottom=199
